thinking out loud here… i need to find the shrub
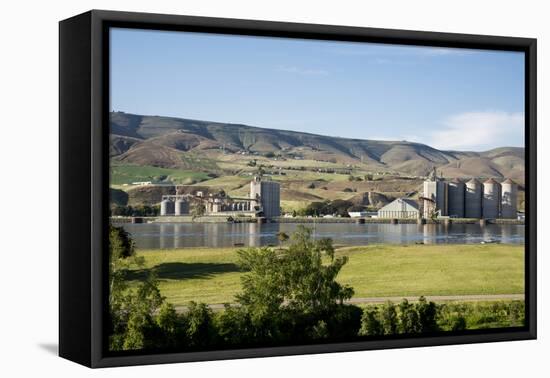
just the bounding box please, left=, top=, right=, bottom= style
left=416, top=296, right=439, bottom=333
left=451, top=316, right=467, bottom=331
left=360, top=308, right=383, bottom=336
left=184, top=302, right=217, bottom=348
left=398, top=299, right=420, bottom=333
left=215, top=305, right=254, bottom=345
left=325, top=305, right=363, bottom=339
left=380, top=302, right=398, bottom=335
left=360, top=297, right=440, bottom=337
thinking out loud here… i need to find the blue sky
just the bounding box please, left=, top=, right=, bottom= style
left=110, top=28, right=525, bottom=151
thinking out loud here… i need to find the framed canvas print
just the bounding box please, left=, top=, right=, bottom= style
left=59, top=10, right=537, bottom=368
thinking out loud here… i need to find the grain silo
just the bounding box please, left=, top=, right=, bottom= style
left=482, top=178, right=501, bottom=219
left=250, top=176, right=281, bottom=218
left=500, top=178, right=518, bottom=219
left=423, top=179, right=448, bottom=216
left=464, top=178, right=482, bottom=218
left=174, top=198, right=189, bottom=215
left=448, top=178, right=465, bottom=218
left=160, top=199, right=174, bottom=216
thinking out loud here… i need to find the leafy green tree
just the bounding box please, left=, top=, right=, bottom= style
left=183, top=302, right=217, bottom=347
left=190, top=202, right=206, bottom=219
left=216, top=305, right=255, bottom=345
left=108, top=225, right=166, bottom=351
left=398, top=299, right=420, bottom=333
left=281, top=227, right=353, bottom=313
left=416, top=296, right=439, bottom=333
left=359, top=308, right=383, bottom=336
left=234, top=226, right=356, bottom=342
left=380, top=302, right=398, bottom=335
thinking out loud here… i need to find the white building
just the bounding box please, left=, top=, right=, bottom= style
left=378, top=198, right=420, bottom=219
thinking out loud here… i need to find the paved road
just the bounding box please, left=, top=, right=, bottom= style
left=174, top=293, right=524, bottom=312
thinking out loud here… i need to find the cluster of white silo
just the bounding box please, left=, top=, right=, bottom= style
left=160, top=196, right=189, bottom=216
left=423, top=175, right=518, bottom=219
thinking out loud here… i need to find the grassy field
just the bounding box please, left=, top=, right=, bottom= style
left=126, top=244, right=524, bottom=306
left=110, top=164, right=212, bottom=185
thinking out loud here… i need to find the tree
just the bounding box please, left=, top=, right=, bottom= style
left=380, top=302, right=398, bottom=335
left=415, top=296, right=438, bottom=333
left=108, top=225, right=166, bottom=351
left=235, top=226, right=355, bottom=341
left=398, top=299, right=420, bottom=333
left=359, top=308, right=383, bottom=336
left=190, top=201, right=206, bottom=219
left=184, top=302, right=217, bottom=347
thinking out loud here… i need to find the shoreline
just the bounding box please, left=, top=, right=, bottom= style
left=111, top=216, right=525, bottom=225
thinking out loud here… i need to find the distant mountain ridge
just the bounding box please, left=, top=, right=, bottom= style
left=110, top=111, right=525, bottom=180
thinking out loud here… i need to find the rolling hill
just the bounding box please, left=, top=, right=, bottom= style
left=110, top=111, right=524, bottom=180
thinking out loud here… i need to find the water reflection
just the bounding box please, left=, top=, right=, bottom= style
left=121, top=222, right=525, bottom=250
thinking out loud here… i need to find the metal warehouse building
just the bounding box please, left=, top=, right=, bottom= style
left=378, top=198, right=420, bottom=219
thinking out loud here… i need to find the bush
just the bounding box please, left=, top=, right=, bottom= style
left=183, top=302, right=217, bottom=348
left=380, top=302, right=398, bottom=335
left=325, top=305, right=363, bottom=339
left=215, top=305, right=254, bottom=345
left=398, top=299, right=420, bottom=333
left=359, top=298, right=440, bottom=337
left=360, top=308, right=383, bottom=336
left=416, top=296, right=438, bottom=333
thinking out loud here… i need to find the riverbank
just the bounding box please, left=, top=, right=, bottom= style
left=125, top=243, right=524, bottom=307
left=111, top=215, right=525, bottom=225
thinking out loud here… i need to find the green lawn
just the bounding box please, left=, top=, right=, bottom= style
left=337, top=244, right=524, bottom=298
left=126, top=244, right=524, bottom=307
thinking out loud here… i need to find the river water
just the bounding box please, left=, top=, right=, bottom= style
left=120, top=222, right=525, bottom=250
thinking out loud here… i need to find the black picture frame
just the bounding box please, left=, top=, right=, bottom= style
left=59, top=9, right=537, bottom=368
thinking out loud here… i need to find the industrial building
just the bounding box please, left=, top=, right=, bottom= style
left=377, top=198, right=420, bottom=219
left=250, top=176, right=281, bottom=218
left=421, top=168, right=518, bottom=219
left=160, top=176, right=281, bottom=219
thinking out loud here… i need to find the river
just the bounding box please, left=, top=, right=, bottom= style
left=120, top=222, right=525, bottom=250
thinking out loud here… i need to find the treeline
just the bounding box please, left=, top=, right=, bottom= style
left=108, top=225, right=525, bottom=352
left=359, top=299, right=525, bottom=337
left=296, top=200, right=364, bottom=217
left=111, top=204, right=160, bottom=217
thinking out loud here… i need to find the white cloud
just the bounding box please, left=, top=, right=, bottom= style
left=276, top=65, right=329, bottom=76
left=430, top=111, right=524, bottom=151
left=324, top=45, right=476, bottom=58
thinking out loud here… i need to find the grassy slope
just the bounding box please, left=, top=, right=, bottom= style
left=127, top=244, right=524, bottom=306
left=110, top=164, right=211, bottom=185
